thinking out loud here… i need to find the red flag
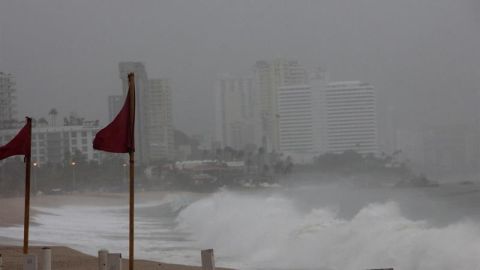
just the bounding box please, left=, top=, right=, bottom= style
left=0, top=117, right=32, bottom=160
left=93, top=73, right=135, bottom=153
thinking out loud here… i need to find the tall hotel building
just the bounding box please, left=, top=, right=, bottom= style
left=321, top=81, right=379, bottom=154
left=148, top=79, right=174, bottom=160
left=277, top=84, right=315, bottom=153
left=118, top=62, right=174, bottom=163
left=214, top=75, right=258, bottom=150
left=0, top=72, right=17, bottom=130
left=254, top=59, right=308, bottom=151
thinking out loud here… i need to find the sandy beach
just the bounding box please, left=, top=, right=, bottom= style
left=0, top=246, right=228, bottom=270
left=0, top=192, right=227, bottom=270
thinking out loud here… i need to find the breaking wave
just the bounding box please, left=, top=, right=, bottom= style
left=177, top=190, right=480, bottom=270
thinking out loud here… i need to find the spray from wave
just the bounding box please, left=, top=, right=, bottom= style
left=177, top=190, right=480, bottom=270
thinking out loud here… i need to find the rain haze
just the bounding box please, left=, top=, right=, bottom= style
left=2, top=1, right=480, bottom=270
left=1, top=0, right=480, bottom=134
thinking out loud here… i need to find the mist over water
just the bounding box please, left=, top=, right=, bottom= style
left=2, top=177, right=480, bottom=270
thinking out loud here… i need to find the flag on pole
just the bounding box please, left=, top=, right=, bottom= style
left=93, top=75, right=135, bottom=153
left=93, top=73, right=137, bottom=270
left=0, top=118, right=31, bottom=160
left=0, top=117, right=32, bottom=254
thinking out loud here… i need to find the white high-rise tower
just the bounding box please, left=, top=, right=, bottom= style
left=254, top=59, right=308, bottom=151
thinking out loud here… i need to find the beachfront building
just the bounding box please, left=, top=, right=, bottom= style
left=118, top=62, right=175, bottom=163
left=319, top=81, right=379, bottom=154
left=277, top=84, right=315, bottom=154
left=147, top=79, right=174, bottom=161
left=214, top=75, right=259, bottom=150
left=254, top=59, right=308, bottom=151
left=0, top=72, right=17, bottom=130
left=0, top=120, right=102, bottom=165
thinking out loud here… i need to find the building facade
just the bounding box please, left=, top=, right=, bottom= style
left=118, top=62, right=175, bottom=163
left=277, top=84, right=315, bottom=153
left=0, top=121, right=102, bottom=165
left=0, top=72, right=17, bottom=130
left=254, top=59, right=308, bottom=151
left=320, top=81, right=379, bottom=154
left=147, top=79, right=174, bottom=160
left=214, top=75, right=259, bottom=150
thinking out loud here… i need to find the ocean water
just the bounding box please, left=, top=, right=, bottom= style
left=1, top=178, right=480, bottom=270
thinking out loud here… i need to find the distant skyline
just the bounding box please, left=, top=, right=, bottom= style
left=1, top=0, right=480, bottom=137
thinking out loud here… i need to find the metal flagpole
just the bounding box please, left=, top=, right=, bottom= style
left=23, top=117, right=32, bottom=254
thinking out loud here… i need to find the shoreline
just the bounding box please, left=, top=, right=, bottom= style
left=0, top=190, right=172, bottom=227
left=0, top=192, right=231, bottom=270
left=0, top=245, right=232, bottom=270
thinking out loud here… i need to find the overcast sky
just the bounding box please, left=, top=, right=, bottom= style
left=1, top=0, right=480, bottom=137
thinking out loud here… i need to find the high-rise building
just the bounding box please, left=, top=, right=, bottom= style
left=108, top=95, right=124, bottom=122
left=118, top=62, right=175, bottom=163
left=148, top=79, right=174, bottom=160
left=254, top=59, right=308, bottom=151
left=277, top=84, right=315, bottom=153
left=214, top=75, right=259, bottom=150
left=119, top=62, right=149, bottom=164
left=0, top=72, right=17, bottom=129
left=318, top=81, right=379, bottom=154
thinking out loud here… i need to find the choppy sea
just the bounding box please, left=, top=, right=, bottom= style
left=2, top=176, right=480, bottom=270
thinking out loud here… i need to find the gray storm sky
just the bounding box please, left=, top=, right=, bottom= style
left=1, top=0, right=480, bottom=137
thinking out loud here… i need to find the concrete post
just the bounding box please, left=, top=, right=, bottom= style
left=98, top=249, right=109, bottom=270
left=23, top=254, right=37, bottom=270
left=42, top=247, right=51, bottom=270
left=107, top=253, right=122, bottom=270
left=201, top=249, right=215, bottom=270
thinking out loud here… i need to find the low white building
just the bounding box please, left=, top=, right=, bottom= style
left=0, top=121, right=102, bottom=165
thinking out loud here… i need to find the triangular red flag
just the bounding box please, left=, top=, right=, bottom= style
left=0, top=117, right=32, bottom=160
left=93, top=73, right=135, bottom=153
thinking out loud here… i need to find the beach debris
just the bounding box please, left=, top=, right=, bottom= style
left=201, top=249, right=215, bottom=270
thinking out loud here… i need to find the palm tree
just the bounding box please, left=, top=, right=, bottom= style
left=48, top=108, right=58, bottom=126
